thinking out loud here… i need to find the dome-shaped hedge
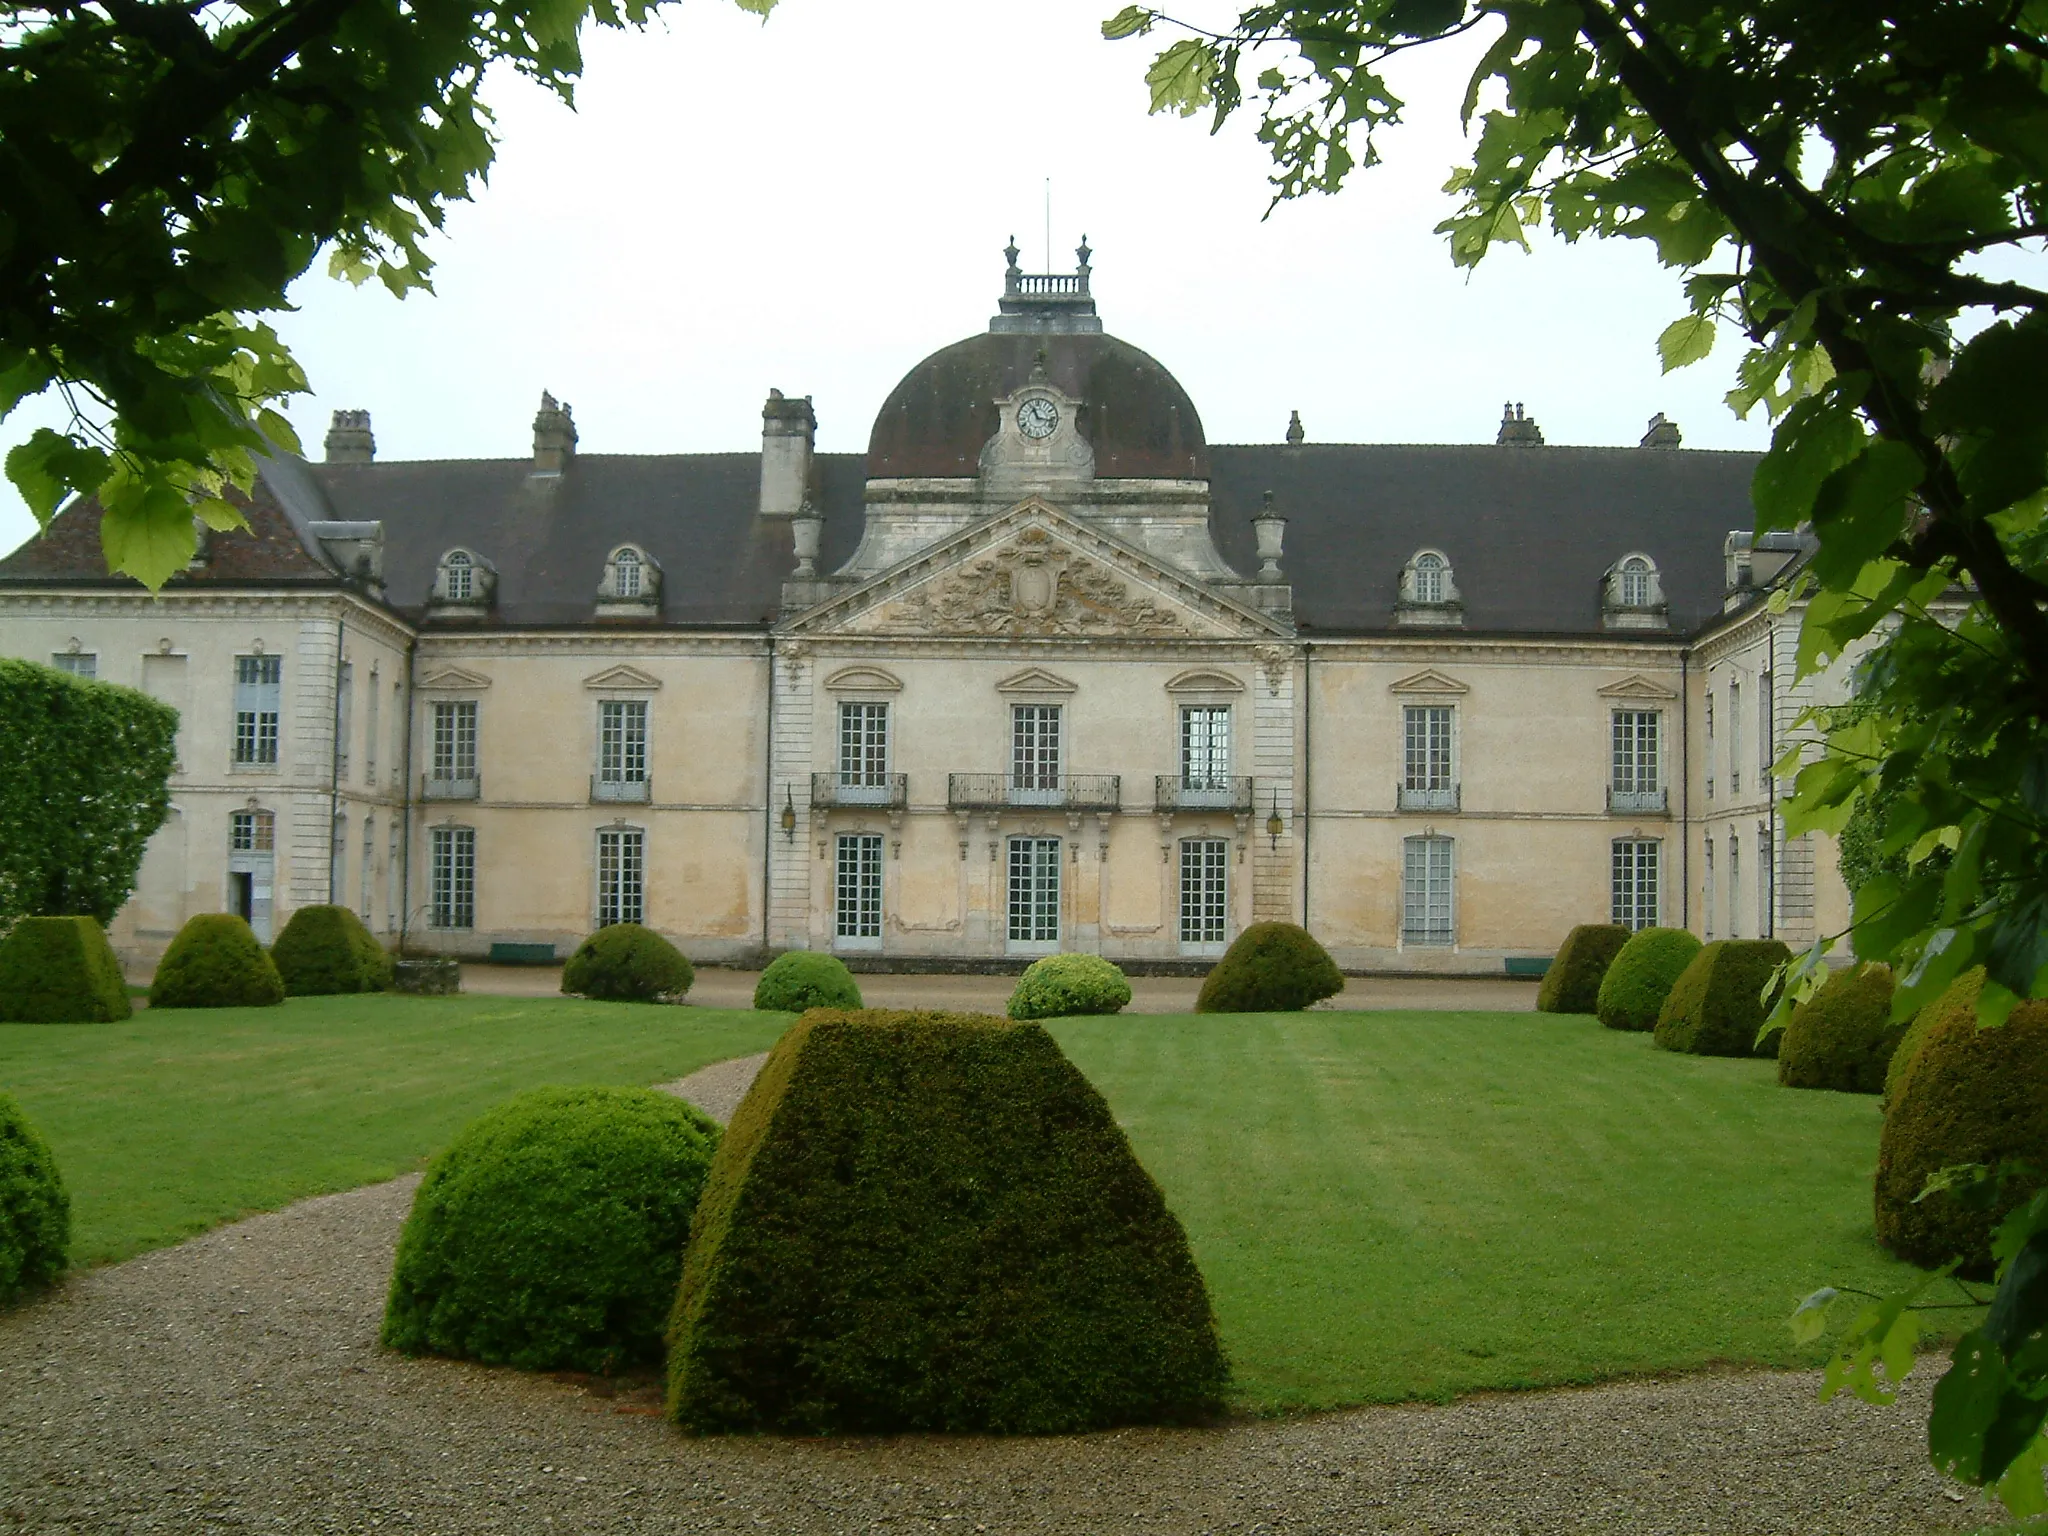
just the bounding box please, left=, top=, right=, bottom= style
left=149, top=914, right=284, bottom=1009
left=1536, top=924, right=1631, bottom=1014
left=753, top=951, right=862, bottom=1012
left=1884, top=999, right=1944, bottom=1106
left=0, top=916, right=130, bottom=1023
left=1195, top=923, right=1343, bottom=1013
left=382, top=1086, right=721, bottom=1372
left=1653, top=939, right=1791, bottom=1057
left=1779, top=963, right=1901, bottom=1093
left=1595, top=926, right=1702, bottom=1032
left=270, top=904, right=392, bottom=996
left=1008, top=953, right=1132, bottom=1020
left=1875, top=970, right=2048, bottom=1277
left=0, top=1090, right=69, bottom=1303
left=560, top=923, right=693, bottom=1003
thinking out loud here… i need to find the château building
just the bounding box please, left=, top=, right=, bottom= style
left=0, top=246, right=1845, bottom=971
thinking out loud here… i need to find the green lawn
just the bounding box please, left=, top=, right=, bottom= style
left=1049, top=1009, right=1942, bottom=1412
left=0, top=995, right=786, bottom=1266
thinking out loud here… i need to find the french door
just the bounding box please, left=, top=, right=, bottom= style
left=1007, top=836, right=1061, bottom=950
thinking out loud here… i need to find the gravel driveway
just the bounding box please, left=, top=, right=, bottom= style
left=0, top=1058, right=1990, bottom=1536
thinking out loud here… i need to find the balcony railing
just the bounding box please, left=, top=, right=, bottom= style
left=1608, top=786, right=1669, bottom=814
left=422, top=773, right=480, bottom=801
left=1397, top=783, right=1461, bottom=812
left=811, top=772, right=909, bottom=810
left=592, top=775, right=651, bottom=804
left=948, top=773, right=1122, bottom=812
left=1154, top=775, right=1254, bottom=813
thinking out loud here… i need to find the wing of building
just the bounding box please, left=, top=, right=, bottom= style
left=0, top=245, right=1836, bottom=971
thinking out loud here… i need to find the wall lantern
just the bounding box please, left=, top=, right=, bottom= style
left=1266, top=787, right=1284, bottom=850
left=780, top=786, right=797, bottom=842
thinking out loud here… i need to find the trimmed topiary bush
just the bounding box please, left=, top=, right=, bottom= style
left=1779, top=963, right=1901, bottom=1093
left=1536, top=924, right=1631, bottom=1014
left=666, top=1008, right=1228, bottom=1434
left=148, top=913, right=284, bottom=1009
left=270, top=904, right=391, bottom=996
left=384, top=1086, right=720, bottom=1372
left=1008, top=953, right=1132, bottom=1020
left=1194, top=923, right=1343, bottom=1013
left=0, top=916, right=130, bottom=1023
left=561, top=923, right=693, bottom=1003
left=752, top=951, right=862, bottom=1013
left=1875, top=970, right=2048, bottom=1277
left=0, top=1090, right=69, bottom=1303
left=1885, top=996, right=1946, bottom=1107
left=1595, top=926, right=1702, bottom=1032
left=1653, top=939, right=1792, bottom=1057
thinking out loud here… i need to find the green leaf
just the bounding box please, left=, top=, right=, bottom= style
left=1930, top=1330, right=2009, bottom=1484
left=1753, top=394, right=1868, bottom=533
left=1145, top=38, right=1219, bottom=117
left=1992, top=1434, right=2048, bottom=1518
left=4, top=429, right=110, bottom=526
left=1808, top=439, right=1925, bottom=582
left=96, top=467, right=200, bottom=590
left=1789, top=1287, right=1838, bottom=1346
left=1656, top=314, right=1716, bottom=372
left=255, top=408, right=302, bottom=455
left=1101, top=5, right=1154, bottom=40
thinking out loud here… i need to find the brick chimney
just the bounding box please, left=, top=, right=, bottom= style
left=1496, top=401, right=1545, bottom=446
left=1639, top=412, right=1683, bottom=448
left=760, top=389, right=816, bottom=516
left=532, top=392, right=577, bottom=474
left=323, top=409, right=375, bottom=464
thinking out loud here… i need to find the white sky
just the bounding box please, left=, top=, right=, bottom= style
left=0, top=0, right=1779, bottom=557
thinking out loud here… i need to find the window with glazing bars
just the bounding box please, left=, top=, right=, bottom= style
left=330, top=811, right=347, bottom=904
left=360, top=816, right=375, bottom=919
left=1179, top=838, right=1228, bottom=946
left=835, top=833, right=883, bottom=939
left=336, top=663, right=353, bottom=780
left=1011, top=705, right=1061, bottom=791
left=50, top=652, right=96, bottom=678
left=1705, top=694, right=1716, bottom=798
left=1728, top=834, right=1742, bottom=937
left=597, top=828, right=644, bottom=926
left=432, top=701, right=478, bottom=781
left=1759, top=672, right=1774, bottom=786
left=1618, top=557, right=1651, bottom=607
left=1403, top=706, right=1454, bottom=790
left=1007, top=836, right=1061, bottom=943
left=430, top=826, right=475, bottom=928
left=1611, top=711, right=1661, bottom=793
left=1181, top=707, right=1230, bottom=789
left=230, top=810, right=274, bottom=852
left=1402, top=835, right=1454, bottom=944
left=1758, top=824, right=1773, bottom=939
left=366, top=671, right=379, bottom=782
left=839, top=703, right=889, bottom=786
left=1611, top=839, right=1660, bottom=930
left=233, top=655, right=282, bottom=764
left=599, top=700, right=648, bottom=784
left=1704, top=838, right=1716, bottom=940
left=1729, top=679, right=1742, bottom=795
left=615, top=548, right=642, bottom=598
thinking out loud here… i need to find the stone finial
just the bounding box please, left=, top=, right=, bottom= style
left=1076, top=235, right=1092, bottom=270
left=1285, top=409, right=1305, bottom=447
left=790, top=500, right=823, bottom=578
left=1496, top=400, right=1545, bottom=446
left=1004, top=236, right=1021, bottom=273
left=323, top=409, right=374, bottom=465
left=1640, top=412, right=1683, bottom=448
left=533, top=392, right=577, bottom=474
left=1251, top=490, right=1287, bottom=581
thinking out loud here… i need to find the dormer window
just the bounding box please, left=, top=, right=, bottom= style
left=596, top=544, right=662, bottom=613
left=432, top=548, right=494, bottom=610
left=1396, top=549, right=1463, bottom=627
left=1618, top=556, right=1651, bottom=608
left=1414, top=553, right=1446, bottom=605
left=615, top=548, right=642, bottom=599
left=445, top=550, right=473, bottom=602
left=1602, top=552, right=1668, bottom=630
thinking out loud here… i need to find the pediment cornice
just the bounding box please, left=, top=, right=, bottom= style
left=1597, top=673, right=1679, bottom=700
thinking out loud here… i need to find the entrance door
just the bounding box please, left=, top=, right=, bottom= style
left=231, top=870, right=254, bottom=924
left=1007, top=836, right=1061, bottom=952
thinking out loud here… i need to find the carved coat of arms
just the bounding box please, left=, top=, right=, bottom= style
left=869, top=527, right=1192, bottom=638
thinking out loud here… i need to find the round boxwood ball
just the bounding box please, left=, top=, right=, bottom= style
left=382, top=1086, right=721, bottom=1372
left=1595, top=926, right=1701, bottom=1032
left=1195, top=923, right=1343, bottom=1013
left=149, top=913, right=285, bottom=1009
left=561, top=923, right=693, bottom=1003
left=0, top=1090, right=69, bottom=1304
left=271, top=904, right=391, bottom=996
left=753, top=951, right=862, bottom=1012
left=1008, top=953, right=1133, bottom=1020
left=1778, top=962, right=1901, bottom=1093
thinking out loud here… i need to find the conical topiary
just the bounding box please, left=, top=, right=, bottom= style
left=1595, top=926, right=1702, bottom=1032
left=1779, top=963, right=1902, bottom=1093
left=270, top=904, right=392, bottom=996
left=1653, top=939, right=1791, bottom=1057
left=1536, top=924, right=1631, bottom=1014
left=1194, top=922, right=1343, bottom=1013
left=666, top=1008, right=1228, bottom=1434
left=0, top=916, right=130, bottom=1023
left=148, top=913, right=284, bottom=1009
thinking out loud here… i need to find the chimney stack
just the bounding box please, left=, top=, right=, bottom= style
left=324, top=409, right=375, bottom=464
left=532, top=392, right=577, bottom=474
left=1639, top=412, right=1682, bottom=448
left=1496, top=401, right=1545, bottom=446
left=760, top=389, right=816, bottom=516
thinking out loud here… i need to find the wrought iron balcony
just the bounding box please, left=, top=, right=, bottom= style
left=1608, top=786, right=1669, bottom=814
left=811, top=773, right=908, bottom=810
left=947, top=773, right=1122, bottom=812
left=591, top=775, right=651, bottom=804
left=1397, top=782, right=1461, bottom=812
left=422, top=772, right=480, bottom=801
left=1154, top=775, right=1255, bottom=812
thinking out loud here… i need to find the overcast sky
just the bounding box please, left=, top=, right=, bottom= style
left=0, top=0, right=1783, bottom=557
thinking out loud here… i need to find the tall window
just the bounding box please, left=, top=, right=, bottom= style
left=1728, top=833, right=1742, bottom=938
left=336, top=662, right=353, bottom=780
left=1618, top=556, right=1652, bottom=608
left=1759, top=671, right=1774, bottom=787
left=1181, top=707, right=1230, bottom=791
left=50, top=652, right=96, bottom=679
left=390, top=681, right=404, bottom=787
left=228, top=809, right=276, bottom=940
left=839, top=702, right=889, bottom=787
left=387, top=824, right=401, bottom=935
left=233, top=655, right=283, bottom=765
left=330, top=810, right=347, bottom=903
left=835, top=833, right=883, bottom=943
left=1413, top=552, right=1446, bottom=605
left=1403, top=705, right=1455, bottom=795
left=1758, top=824, right=1773, bottom=939
left=432, top=701, right=478, bottom=782
left=1611, top=839, right=1660, bottom=930
left=1011, top=705, right=1062, bottom=799
left=1179, top=838, right=1229, bottom=949
left=1611, top=711, right=1661, bottom=798
left=360, top=816, right=375, bottom=920
left=1705, top=694, right=1716, bottom=799
left=615, top=548, right=642, bottom=598
left=1729, top=678, right=1742, bottom=795
left=596, top=827, right=644, bottom=926
left=366, top=669, right=380, bottom=783
left=1402, top=835, right=1454, bottom=945
left=1704, top=837, right=1716, bottom=940
left=1007, top=836, right=1061, bottom=945
left=444, top=550, right=474, bottom=601
left=230, top=810, right=275, bottom=853
left=598, top=700, right=649, bottom=785
left=430, top=827, right=475, bottom=928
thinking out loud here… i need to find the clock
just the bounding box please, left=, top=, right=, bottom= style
left=1017, top=397, right=1060, bottom=440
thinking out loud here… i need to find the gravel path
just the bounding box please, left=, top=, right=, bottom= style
left=654, top=1052, right=771, bottom=1125
left=0, top=1056, right=1990, bottom=1536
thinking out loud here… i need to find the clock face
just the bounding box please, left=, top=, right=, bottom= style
left=1017, top=397, right=1060, bottom=440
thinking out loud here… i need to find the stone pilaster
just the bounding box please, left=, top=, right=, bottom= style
left=1251, top=645, right=1297, bottom=923
left=766, top=641, right=816, bottom=949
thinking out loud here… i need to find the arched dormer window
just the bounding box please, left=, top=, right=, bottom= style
left=432, top=548, right=494, bottom=609
left=596, top=544, right=662, bottom=611
left=1602, top=552, right=1668, bottom=630
left=1618, top=555, right=1651, bottom=608
left=615, top=547, right=642, bottom=599
left=1414, top=552, right=1446, bottom=605
left=1396, top=548, right=1463, bottom=627
left=444, top=550, right=473, bottom=601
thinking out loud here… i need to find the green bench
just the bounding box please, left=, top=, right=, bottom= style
left=1503, top=956, right=1553, bottom=979
left=488, top=941, right=557, bottom=965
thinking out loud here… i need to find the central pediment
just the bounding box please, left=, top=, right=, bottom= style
left=782, top=500, right=1288, bottom=642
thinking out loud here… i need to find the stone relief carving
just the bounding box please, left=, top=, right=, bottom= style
left=863, top=528, right=1194, bottom=638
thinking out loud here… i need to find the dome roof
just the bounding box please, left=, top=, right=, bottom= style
left=866, top=330, right=1210, bottom=480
